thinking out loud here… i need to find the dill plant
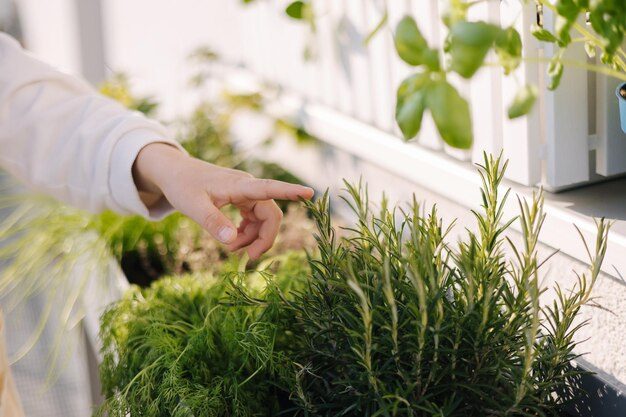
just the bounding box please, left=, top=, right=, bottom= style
left=97, top=251, right=309, bottom=417
left=274, top=154, right=609, bottom=416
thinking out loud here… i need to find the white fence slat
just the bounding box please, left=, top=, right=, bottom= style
left=276, top=0, right=320, bottom=101
left=262, top=1, right=284, bottom=84
left=543, top=12, right=590, bottom=189
left=468, top=0, right=503, bottom=163
left=344, top=0, right=374, bottom=123
left=252, top=1, right=276, bottom=83
left=328, top=0, right=354, bottom=115
left=364, top=0, right=395, bottom=132
left=219, top=1, right=246, bottom=64
left=314, top=0, right=339, bottom=108
left=18, top=0, right=83, bottom=75
left=239, top=3, right=261, bottom=74
left=200, top=0, right=226, bottom=60
left=499, top=0, right=542, bottom=186
left=75, top=0, right=107, bottom=84
left=595, top=69, right=626, bottom=176
left=268, top=0, right=294, bottom=92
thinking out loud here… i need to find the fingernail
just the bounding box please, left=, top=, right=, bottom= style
left=218, top=226, right=236, bottom=243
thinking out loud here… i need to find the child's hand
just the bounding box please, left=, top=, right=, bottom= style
left=133, top=143, right=314, bottom=259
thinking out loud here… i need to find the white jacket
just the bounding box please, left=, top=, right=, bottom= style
left=0, top=32, right=181, bottom=218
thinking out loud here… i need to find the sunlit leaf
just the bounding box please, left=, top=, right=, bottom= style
left=531, top=25, right=558, bottom=43
left=449, top=21, right=501, bottom=78
left=394, top=16, right=429, bottom=66
left=495, top=27, right=522, bottom=75
left=427, top=79, right=472, bottom=149
left=285, top=1, right=306, bottom=19
left=548, top=57, right=564, bottom=90
left=395, top=73, right=430, bottom=139
left=508, top=84, right=538, bottom=119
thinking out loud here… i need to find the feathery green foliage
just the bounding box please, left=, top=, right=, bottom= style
left=97, top=251, right=309, bottom=417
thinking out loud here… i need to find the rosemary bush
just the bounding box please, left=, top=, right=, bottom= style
left=275, top=155, right=609, bottom=416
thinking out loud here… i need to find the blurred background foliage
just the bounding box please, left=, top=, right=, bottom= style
left=0, top=50, right=319, bottom=370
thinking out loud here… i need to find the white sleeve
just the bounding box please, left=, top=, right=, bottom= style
left=0, top=32, right=184, bottom=219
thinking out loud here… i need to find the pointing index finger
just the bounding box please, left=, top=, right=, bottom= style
left=239, top=178, right=314, bottom=201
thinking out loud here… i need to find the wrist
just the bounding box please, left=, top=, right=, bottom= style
left=133, top=142, right=187, bottom=196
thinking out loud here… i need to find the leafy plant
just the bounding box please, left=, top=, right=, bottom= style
left=533, top=0, right=626, bottom=90
left=393, top=13, right=524, bottom=148
left=392, top=0, right=625, bottom=145
left=268, top=0, right=625, bottom=148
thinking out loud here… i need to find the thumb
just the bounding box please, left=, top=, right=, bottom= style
left=201, top=204, right=237, bottom=244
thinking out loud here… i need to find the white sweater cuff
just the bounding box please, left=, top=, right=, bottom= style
left=109, top=127, right=185, bottom=220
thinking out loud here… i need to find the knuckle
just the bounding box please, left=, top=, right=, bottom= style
left=234, top=175, right=252, bottom=188
left=202, top=210, right=221, bottom=230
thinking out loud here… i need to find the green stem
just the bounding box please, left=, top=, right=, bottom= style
left=526, top=56, right=626, bottom=82
left=363, top=8, right=388, bottom=46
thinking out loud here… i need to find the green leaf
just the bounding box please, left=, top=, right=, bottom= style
left=555, top=16, right=573, bottom=46
left=449, top=21, right=501, bottom=78
left=285, top=1, right=305, bottom=19
left=507, top=85, right=538, bottom=119
left=495, top=27, right=522, bottom=75
left=589, top=6, right=625, bottom=56
left=395, top=73, right=430, bottom=139
left=547, top=58, right=564, bottom=90
left=531, top=25, right=558, bottom=43
left=426, top=80, right=473, bottom=149
left=394, top=16, right=429, bottom=66
left=584, top=41, right=596, bottom=58
left=555, top=0, right=580, bottom=21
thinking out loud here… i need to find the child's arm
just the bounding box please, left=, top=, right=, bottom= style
left=0, top=33, right=312, bottom=258
left=0, top=32, right=181, bottom=216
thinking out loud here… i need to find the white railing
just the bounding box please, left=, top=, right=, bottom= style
left=193, top=0, right=625, bottom=190
left=16, top=0, right=626, bottom=190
